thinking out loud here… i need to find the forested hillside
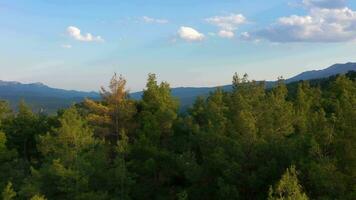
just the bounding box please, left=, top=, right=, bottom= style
left=0, top=81, right=99, bottom=114
left=1, top=63, right=355, bottom=113
left=0, top=72, right=355, bottom=200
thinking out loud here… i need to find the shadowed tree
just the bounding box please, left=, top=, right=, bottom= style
left=20, top=108, right=108, bottom=199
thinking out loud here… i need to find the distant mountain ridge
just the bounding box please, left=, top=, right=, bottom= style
left=131, top=62, right=356, bottom=107
left=0, top=81, right=99, bottom=113
left=0, top=62, right=355, bottom=113
left=286, top=62, right=356, bottom=83
left=0, top=80, right=98, bottom=98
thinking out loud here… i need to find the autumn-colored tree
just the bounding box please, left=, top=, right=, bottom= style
left=84, top=74, right=137, bottom=199
left=85, top=73, right=136, bottom=145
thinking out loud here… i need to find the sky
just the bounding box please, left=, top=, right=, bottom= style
left=0, top=0, right=356, bottom=92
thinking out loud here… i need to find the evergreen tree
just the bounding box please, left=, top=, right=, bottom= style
left=85, top=73, right=136, bottom=146
left=138, top=73, right=179, bottom=145
left=2, top=101, right=54, bottom=167
left=268, top=166, right=308, bottom=200
left=30, top=194, right=47, bottom=200
left=0, top=100, right=11, bottom=127
left=129, top=73, right=180, bottom=199
left=21, top=108, right=104, bottom=199
left=0, top=131, right=25, bottom=193
left=0, top=72, right=354, bottom=200
left=260, top=79, right=294, bottom=140
left=2, top=182, right=16, bottom=200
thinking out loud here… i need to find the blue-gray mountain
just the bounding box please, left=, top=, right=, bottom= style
left=286, top=62, right=356, bottom=83
left=0, top=81, right=99, bottom=113
left=0, top=62, right=355, bottom=113
left=131, top=62, right=356, bottom=108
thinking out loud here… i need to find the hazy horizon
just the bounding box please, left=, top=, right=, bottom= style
left=0, top=61, right=354, bottom=93
left=1, top=0, right=356, bottom=92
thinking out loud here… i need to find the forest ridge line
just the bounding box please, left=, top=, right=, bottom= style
left=0, top=62, right=355, bottom=113
left=0, top=69, right=355, bottom=199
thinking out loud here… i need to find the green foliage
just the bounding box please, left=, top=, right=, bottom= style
left=0, top=100, right=11, bottom=126
left=0, top=131, right=25, bottom=194
left=30, top=194, right=47, bottom=200
left=268, top=166, right=308, bottom=200
left=0, top=72, right=355, bottom=200
left=2, top=182, right=16, bottom=200
left=20, top=108, right=106, bottom=199
left=38, top=107, right=95, bottom=163
left=1, top=101, right=56, bottom=168
left=139, top=73, right=179, bottom=143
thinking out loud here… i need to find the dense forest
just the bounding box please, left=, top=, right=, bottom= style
left=0, top=72, right=355, bottom=200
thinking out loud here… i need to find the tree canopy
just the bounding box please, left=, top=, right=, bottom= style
left=0, top=72, right=355, bottom=199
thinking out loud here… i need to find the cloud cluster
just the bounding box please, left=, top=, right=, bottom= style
left=178, top=26, right=205, bottom=41
left=61, top=1, right=355, bottom=44
left=206, top=14, right=246, bottom=39
left=256, top=1, right=356, bottom=43
left=142, top=16, right=169, bottom=24
left=206, top=14, right=246, bottom=31
left=67, top=26, right=104, bottom=42
left=218, top=30, right=235, bottom=38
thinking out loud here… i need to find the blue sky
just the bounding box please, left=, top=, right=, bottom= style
left=1, top=0, right=356, bottom=92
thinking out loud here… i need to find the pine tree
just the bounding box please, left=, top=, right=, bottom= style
left=30, top=194, right=47, bottom=200
left=85, top=73, right=136, bottom=145
left=2, top=182, right=16, bottom=200
left=0, top=131, right=25, bottom=194
left=294, top=81, right=321, bottom=134
left=1, top=101, right=53, bottom=166
left=22, top=108, right=101, bottom=199
left=203, top=88, right=228, bottom=134
left=0, top=100, right=11, bottom=127
left=324, top=75, right=356, bottom=199
left=260, top=79, right=294, bottom=140
left=129, top=74, right=180, bottom=199
left=268, top=165, right=308, bottom=200
left=38, top=107, right=95, bottom=164
left=138, top=73, right=179, bottom=145
left=5, top=101, right=37, bottom=163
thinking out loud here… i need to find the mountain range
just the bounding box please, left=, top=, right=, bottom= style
left=131, top=62, right=356, bottom=108
left=0, top=81, right=99, bottom=113
left=1, top=62, right=355, bottom=113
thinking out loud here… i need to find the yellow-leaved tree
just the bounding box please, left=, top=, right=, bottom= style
left=84, top=73, right=136, bottom=146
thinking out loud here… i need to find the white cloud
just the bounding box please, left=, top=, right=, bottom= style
left=256, top=6, right=356, bottom=43
left=142, top=16, right=169, bottom=24
left=178, top=26, right=205, bottom=41
left=206, top=14, right=246, bottom=31
left=206, top=13, right=246, bottom=38
left=303, top=0, right=346, bottom=9
left=218, top=30, right=234, bottom=38
left=61, top=44, right=72, bottom=49
left=67, top=26, right=104, bottom=42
